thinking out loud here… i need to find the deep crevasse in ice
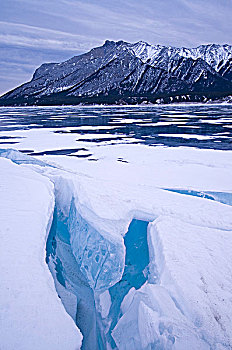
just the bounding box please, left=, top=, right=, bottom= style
left=46, top=205, right=99, bottom=349
left=45, top=175, right=152, bottom=349
left=1, top=149, right=232, bottom=350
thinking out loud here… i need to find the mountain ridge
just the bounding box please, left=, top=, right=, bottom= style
left=1, top=40, right=232, bottom=106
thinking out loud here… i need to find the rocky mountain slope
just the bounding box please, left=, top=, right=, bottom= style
left=1, top=40, right=232, bottom=105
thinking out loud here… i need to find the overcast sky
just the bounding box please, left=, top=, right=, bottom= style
left=1, top=0, right=232, bottom=95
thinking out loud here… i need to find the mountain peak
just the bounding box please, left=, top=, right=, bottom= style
left=1, top=40, right=232, bottom=105
left=103, top=40, right=115, bottom=46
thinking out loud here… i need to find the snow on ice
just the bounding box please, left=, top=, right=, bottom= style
left=1, top=137, right=232, bottom=349
left=0, top=157, right=82, bottom=350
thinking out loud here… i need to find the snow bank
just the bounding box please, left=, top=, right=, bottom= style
left=149, top=217, right=232, bottom=348
left=0, top=158, right=82, bottom=350
left=111, top=216, right=232, bottom=349
left=113, top=284, right=209, bottom=350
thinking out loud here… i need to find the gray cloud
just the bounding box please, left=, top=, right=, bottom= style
left=0, top=21, right=102, bottom=51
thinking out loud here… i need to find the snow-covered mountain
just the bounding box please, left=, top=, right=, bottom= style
left=130, top=41, right=232, bottom=75
left=1, top=40, right=232, bottom=105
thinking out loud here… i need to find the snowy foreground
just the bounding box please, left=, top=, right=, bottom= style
left=0, top=156, right=82, bottom=350
left=1, top=144, right=232, bottom=349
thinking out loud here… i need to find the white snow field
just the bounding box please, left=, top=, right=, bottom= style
left=1, top=137, right=232, bottom=349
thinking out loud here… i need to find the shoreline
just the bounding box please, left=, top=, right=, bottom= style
left=0, top=101, right=232, bottom=108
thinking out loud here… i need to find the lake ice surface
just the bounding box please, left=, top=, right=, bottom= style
left=1, top=104, right=232, bottom=349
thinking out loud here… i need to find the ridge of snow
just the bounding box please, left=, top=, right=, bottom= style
left=128, top=41, right=232, bottom=71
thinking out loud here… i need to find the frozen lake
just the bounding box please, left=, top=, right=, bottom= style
left=0, top=104, right=232, bottom=154
left=1, top=104, right=232, bottom=350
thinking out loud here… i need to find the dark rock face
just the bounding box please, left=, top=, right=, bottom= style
left=1, top=40, right=232, bottom=105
